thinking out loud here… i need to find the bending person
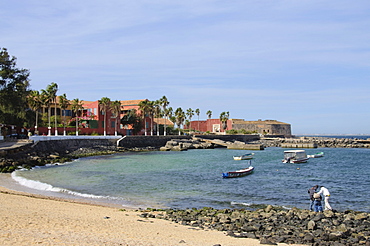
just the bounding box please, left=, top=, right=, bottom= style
left=318, top=186, right=332, bottom=211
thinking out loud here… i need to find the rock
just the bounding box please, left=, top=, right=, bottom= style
left=328, top=232, right=343, bottom=241
left=308, top=220, right=316, bottom=230
left=159, top=147, right=170, bottom=151
left=336, top=224, right=347, bottom=232
left=355, top=213, right=368, bottom=220
left=265, top=205, right=273, bottom=213
left=303, top=233, right=315, bottom=243
left=323, top=210, right=335, bottom=218
left=260, top=237, right=277, bottom=245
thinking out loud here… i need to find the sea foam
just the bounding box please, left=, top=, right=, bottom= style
left=11, top=171, right=106, bottom=199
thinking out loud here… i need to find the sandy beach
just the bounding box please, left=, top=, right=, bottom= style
left=0, top=185, right=305, bottom=246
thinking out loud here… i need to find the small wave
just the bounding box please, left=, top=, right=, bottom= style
left=231, top=201, right=251, bottom=206
left=11, top=171, right=107, bottom=200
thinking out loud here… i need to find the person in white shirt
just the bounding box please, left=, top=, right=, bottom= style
left=318, top=186, right=332, bottom=210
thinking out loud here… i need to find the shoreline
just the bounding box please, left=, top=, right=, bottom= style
left=2, top=183, right=369, bottom=246
left=0, top=184, right=296, bottom=246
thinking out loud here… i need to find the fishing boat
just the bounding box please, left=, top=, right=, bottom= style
left=307, top=152, right=324, bottom=158
left=222, top=162, right=254, bottom=178
left=233, top=153, right=254, bottom=160
left=282, top=150, right=309, bottom=163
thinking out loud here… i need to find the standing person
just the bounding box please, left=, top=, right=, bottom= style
left=313, top=192, right=323, bottom=212
left=308, top=185, right=319, bottom=211
left=318, top=186, right=332, bottom=211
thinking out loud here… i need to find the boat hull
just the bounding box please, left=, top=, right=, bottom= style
left=308, top=152, right=324, bottom=158
left=222, top=166, right=254, bottom=178
left=233, top=153, right=254, bottom=160
left=282, top=150, right=308, bottom=164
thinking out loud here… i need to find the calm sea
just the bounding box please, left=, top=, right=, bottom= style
left=12, top=146, right=370, bottom=212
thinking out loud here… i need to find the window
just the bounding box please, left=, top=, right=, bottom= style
left=63, top=110, right=72, bottom=116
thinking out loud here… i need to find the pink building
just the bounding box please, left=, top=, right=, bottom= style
left=188, top=119, right=291, bottom=136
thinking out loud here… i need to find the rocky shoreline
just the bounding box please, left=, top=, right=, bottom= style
left=141, top=206, right=370, bottom=246
left=259, top=137, right=370, bottom=149
left=0, top=141, right=119, bottom=172
left=1, top=136, right=370, bottom=172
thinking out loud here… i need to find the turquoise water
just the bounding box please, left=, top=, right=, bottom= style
left=14, top=147, right=370, bottom=212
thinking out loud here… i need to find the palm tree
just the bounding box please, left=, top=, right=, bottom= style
left=206, top=110, right=212, bottom=119
left=138, top=100, right=151, bottom=136
left=41, top=83, right=58, bottom=136
left=219, top=111, right=230, bottom=134
left=152, top=100, right=161, bottom=136
left=147, top=100, right=155, bottom=136
left=111, top=100, right=121, bottom=136
left=28, top=90, right=43, bottom=135
left=51, top=83, right=58, bottom=135
left=175, top=107, right=185, bottom=135
left=165, top=106, right=173, bottom=135
left=186, top=108, right=194, bottom=132
left=40, top=89, right=51, bottom=135
left=71, top=98, right=84, bottom=136
left=195, top=108, right=200, bottom=132
left=159, top=96, right=169, bottom=136
left=59, top=93, right=69, bottom=136
left=98, top=97, right=111, bottom=136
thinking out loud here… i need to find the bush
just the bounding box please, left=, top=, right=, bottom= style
left=226, top=129, right=238, bottom=134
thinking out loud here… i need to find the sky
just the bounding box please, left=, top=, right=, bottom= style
left=1, top=0, right=370, bottom=135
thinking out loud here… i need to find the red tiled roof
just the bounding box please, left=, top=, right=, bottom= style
left=120, top=99, right=147, bottom=106
left=153, top=118, right=174, bottom=126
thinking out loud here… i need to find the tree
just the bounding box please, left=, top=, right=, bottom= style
left=165, top=106, right=173, bottom=135
left=121, top=109, right=142, bottom=135
left=138, top=100, right=151, bottom=136
left=98, top=97, right=111, bottom=136
left=186, top=108, right=194, bottom=131
left=111, top=100, right=121, bottom=136
left=41, top=82, right=58, bottom=136
left=175, top=107, right=185, bottom=135
left=59, top=94, right=69, bottom=136
left=28, top=90, right=43, bottom=134
left=147, top=100, right=155, bottom=136
left=219, top=111, right=230, bottom=134
left=159, top=95, right=169, bottom=136
left=152, top=100, right=161, bottom=136
left=0, top=48, right=31, bottom=127
left=71, top=98, right=84, bottom=136
left=206, top=110, right=212, bottom=119
left=195, top=108, right=200, bottom=131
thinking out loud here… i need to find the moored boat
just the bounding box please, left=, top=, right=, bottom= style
left=282, top=150, right=309, bottom=163
left=222, top=166, right=254, bottom=178
left=307, top=152, right=324, bottom=158
left=233, top=153, right=254, bottom=160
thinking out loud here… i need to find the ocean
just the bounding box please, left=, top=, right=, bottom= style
left=12, top=146, right=370, bottom=212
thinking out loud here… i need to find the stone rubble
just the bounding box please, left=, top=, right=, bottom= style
left=142, top=205, right=370, bottom=246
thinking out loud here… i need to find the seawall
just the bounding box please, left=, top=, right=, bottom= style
left=260, top=137, right=370, bottom=148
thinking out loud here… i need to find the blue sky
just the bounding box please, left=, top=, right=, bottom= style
left=1, top=0, right=369, bottom=135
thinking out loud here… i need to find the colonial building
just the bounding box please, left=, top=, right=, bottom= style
left=231, top=119, right=291, bottom=136
left=81, top=99, right=147, bottom=136
left=188, top=119, right=291, bottom=137
left=32, top=98, right=174, bottom=136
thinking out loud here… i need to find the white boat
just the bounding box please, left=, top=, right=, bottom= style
left=233, top=153, right=254, bottom=160
left=222, top=164, right=254, bottom=178
left=282, top=150, right=309, bottom=163
left=307, top=152, right=324, bottom=158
